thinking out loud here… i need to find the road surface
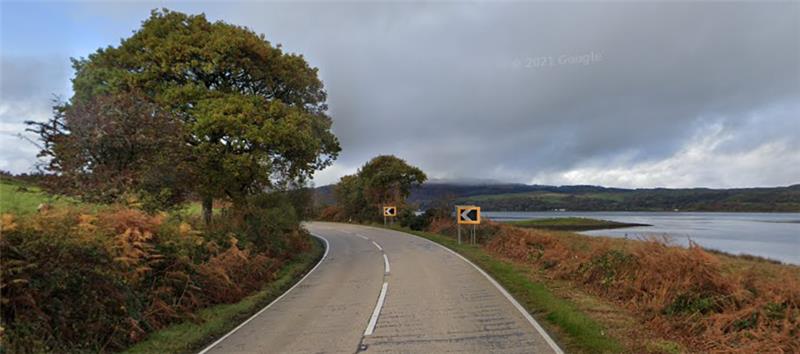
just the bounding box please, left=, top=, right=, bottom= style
left=200, top=222, right=562, bottom=353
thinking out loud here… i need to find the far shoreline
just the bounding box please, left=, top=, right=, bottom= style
left=504, top=217, right=651, bottom=231
left=483, top=210, right=800, bottom=214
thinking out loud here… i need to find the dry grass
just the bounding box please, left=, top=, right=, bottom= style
left=432, top=219, right=799, bottom=353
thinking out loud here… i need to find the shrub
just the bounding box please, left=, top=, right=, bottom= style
left=398, top=209, right=433, bottom=231
left=318, top=205, right=346, bottom=221
left=580, top=249, right=636, bottom=287
left=205, top=192, right=310, bottom=257
left=0, top=203, right=308, bottom=352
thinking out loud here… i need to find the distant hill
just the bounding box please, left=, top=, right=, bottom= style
left=315, top=181, right=800, bottom=212
left=313, top=184, right=336, bottom=206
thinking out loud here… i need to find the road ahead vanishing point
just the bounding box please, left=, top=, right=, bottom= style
left=200, top=222, right=562, bottom=353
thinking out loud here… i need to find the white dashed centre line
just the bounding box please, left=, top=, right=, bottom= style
left=364, top=282, right=388, bottom=336
left=361, top=238, right=390, bottom=338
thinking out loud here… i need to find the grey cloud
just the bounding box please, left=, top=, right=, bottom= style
left=1, top=56, right=72, bottom=101
left=3, top=1, right=798, bottom=187
left=0, top=56, right=73, bottom=173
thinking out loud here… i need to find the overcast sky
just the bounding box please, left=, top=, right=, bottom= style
left=2, top=1, right=798, bottom=188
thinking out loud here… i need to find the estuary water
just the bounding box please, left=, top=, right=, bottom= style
left=482, top=211, right=800, bottom=265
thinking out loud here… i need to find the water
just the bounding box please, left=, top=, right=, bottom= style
left=483, top=211, right=800, bottom=265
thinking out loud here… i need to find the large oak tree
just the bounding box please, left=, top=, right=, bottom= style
left=34, top=9, right=340, bottom=220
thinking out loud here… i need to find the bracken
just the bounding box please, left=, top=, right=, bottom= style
left=433, top=220, right=799, bottom=353
left=0, top=206, right=304, bottom=353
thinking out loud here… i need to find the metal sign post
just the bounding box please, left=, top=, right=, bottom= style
left=383, top=206, right=397, bottom=226
left=472, top=224, right=476, bottom=244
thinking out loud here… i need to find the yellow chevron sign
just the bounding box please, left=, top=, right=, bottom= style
left=457, top=206, right=480, bottom=225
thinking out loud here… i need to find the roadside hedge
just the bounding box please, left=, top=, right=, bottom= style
left=0, top=204, right=309, bottom=353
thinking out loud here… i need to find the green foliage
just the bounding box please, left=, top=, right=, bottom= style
left=333, top=174, right=369, bottom=220
left=581, top=250, right=636, bottom=286
left=28, top=8, right=340, bottom=213
left=357, top=155, right=427, bottom=204
left=398, top=209, right=434, bottom=231
left=732, top=312, right=759, bottom=331
left=227, top=192, right=303, bottom=254
left=663, top=292, right=721, bottom=316
left=764, top=302, right=787, bottom=321
left=333, top=155, right=426, bottom=221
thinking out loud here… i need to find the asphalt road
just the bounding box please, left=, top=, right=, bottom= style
left=200, top=222, right=562, bottom=354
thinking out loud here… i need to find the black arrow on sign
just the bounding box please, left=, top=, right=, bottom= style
left=460, top=208, right=477, bottom=221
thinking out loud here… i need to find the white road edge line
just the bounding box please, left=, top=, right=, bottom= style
left=364, top=281, right=389, bottom=336
left=197, top=234, right=331, bottom=354
left=383, top=254, right=391, bottom=274
left=390, top=228, right=565, bottom=354
left=371, top=240, right=383, bottom=251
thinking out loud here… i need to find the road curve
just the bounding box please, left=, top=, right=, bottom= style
left=201, top=222, right=561, bottom=353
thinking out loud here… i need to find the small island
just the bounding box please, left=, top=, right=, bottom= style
left=507, top=217, right=650, bottom=231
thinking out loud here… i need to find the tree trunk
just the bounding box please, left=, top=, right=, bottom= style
left=202, top=196, right=213, bottom=225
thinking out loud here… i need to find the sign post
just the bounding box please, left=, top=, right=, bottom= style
left=383, top=206, right=397, bottom=226
left=456, top=205, right=481, bottom=245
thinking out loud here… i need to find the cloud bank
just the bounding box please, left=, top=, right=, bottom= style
left=1, top=1, right=798, bottom=188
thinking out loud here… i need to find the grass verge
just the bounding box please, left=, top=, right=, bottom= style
left=123, top=237, right=325, bottom=354
left=0, top=177, right=84, bottom=214
left=385, top=225, right=624, bottom=354
left=507, top=217, right=649, bottom=231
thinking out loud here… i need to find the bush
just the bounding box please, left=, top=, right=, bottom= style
left=398, top=209, right=432, bottom=231
left=317, top=205, right=346, bottom=222
left=206, top=192, right=311, bottom=256
left=0, top=203, right=309, bottom=352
